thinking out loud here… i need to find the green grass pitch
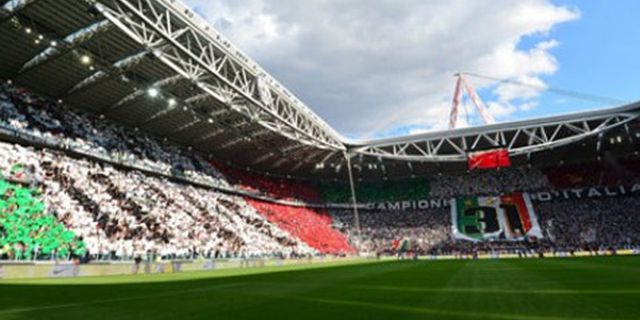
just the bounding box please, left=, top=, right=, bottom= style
left=1, top=256, right=640, bottom=319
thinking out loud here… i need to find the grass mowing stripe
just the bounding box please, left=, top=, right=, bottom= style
left=331, top=283, right=640, bottom=295
left=285, top=295, right=622, bottom=320
left=0, top=282, right=248, bottom=315
left=239, top=279, right=640, bottom=295
left=0, top=256, right=638, bottom=320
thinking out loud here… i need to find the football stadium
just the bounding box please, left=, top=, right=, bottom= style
left=0, top=0, right=639, bottom=319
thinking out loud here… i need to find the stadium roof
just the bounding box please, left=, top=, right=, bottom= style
left=1, top=0, right=639, bottom=181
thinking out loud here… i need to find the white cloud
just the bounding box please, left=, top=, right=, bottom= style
left=184, top=0, right=579, bottom=139
left=487, top=102, right=518, bottom=118
left=519, top=101, right=538, bottom=112
left=494, top=75, right=548, bottom=102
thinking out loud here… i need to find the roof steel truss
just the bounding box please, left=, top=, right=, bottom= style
left=353, top=111, right=640, bottom=161
left=2, top=0, right=639, bottom=179
left=93, top=0, right=345, bottom=151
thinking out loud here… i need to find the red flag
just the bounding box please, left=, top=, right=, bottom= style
left=467, top=149, right=511, bottom=170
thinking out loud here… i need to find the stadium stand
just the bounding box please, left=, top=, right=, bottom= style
left=330, top=186, right=640, bottom=256
left=0, top=177, right=85, bottom=260
left=0, top=141, right=316, bottom=260
left=0, top=83, right=228, bottom=189
left=543, top=160, right=640, bottom=189
left=1, top=84, right=365, bottom=259
left=317, top=179, right=430, bottom=203
left=1, top=82, right=640, bottom=260
left=215, top=163, right=322, bottom=202
left=316, top=166, right=549, bottom=204
left=429, top=166, right=550, bottom=199
left=211, top=166, right=355, bottom=253
left=536, top=197, right=640, bottom=249
left=246, top=199, right=354, bottom=254
left=331, top=208, right=450, bottom=254
left=327, top=158, right=640, bottom=256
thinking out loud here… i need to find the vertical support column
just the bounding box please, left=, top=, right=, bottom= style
left=344, top=151, right=361, bottom=239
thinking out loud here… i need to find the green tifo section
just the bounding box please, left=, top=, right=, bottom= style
left=2, top=256, right=639, bottom=320
left=0, top=178, right=85, bottom=259
left=318, top=179, right=429, bottom=203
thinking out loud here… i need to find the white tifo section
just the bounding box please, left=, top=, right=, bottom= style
left=0, top=141, right=315, bottom=258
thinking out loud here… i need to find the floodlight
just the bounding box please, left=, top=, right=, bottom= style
left=147, top=87, right=159, bottom=98
left=80, top=55, right=92, bottom=65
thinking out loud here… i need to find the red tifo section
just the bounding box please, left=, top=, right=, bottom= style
left=211, top=161, right=354, bottom=254
left=245, top=199, right=355, bottom=254
left=212, top=161, right=321, bottom=202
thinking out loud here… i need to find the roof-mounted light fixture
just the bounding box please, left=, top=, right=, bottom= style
left=80, top=55, right=92, bottom=65
left=147, top=87, right=159, bottom=98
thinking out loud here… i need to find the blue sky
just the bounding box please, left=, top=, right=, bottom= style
left=187, top=0, right=640, bottom=140
left=381, top=0, right=640, bottom=138
left=535, top=0, right=640, bottom=110
left=498, top=0, right=638, bottom=113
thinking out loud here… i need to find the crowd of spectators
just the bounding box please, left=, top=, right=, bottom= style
left=0, top=82, right=364, bottom=260
left=543, top=160, right=640, bottom=189
left=535, top=197, right=640, bottom=250
left=0, top=177, right=86, bottom=260
left=328, top=161, right=639, bottom=257
left=331, top=208, right=450, bottom=254
left=331, top=194, right=640, bottom=256
left=0, top=83, right=228, bottom=189
left=429, top=166, right=550, bottom=199
left=247, top=199, right=354, bottom=254
left=1, top=81, right=640, bottom=261
left=217, top=164, right=322, bottom=202
left=0, top=142, right=314, bottom=260
left=315, top=167, right=548, bottom=204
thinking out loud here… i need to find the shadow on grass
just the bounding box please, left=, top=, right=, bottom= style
left=0, top=257, right=638, bottom=320
left=0, top=259, right=431, bottom=320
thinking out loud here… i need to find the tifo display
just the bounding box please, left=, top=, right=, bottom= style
left=451, top=193, right=542, bottom=242
left=0, top=178, right=85, bottom=259
left=0, top=83, right=639, bottom=261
